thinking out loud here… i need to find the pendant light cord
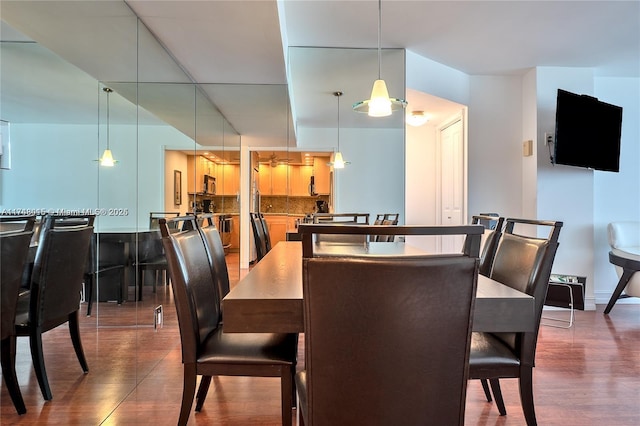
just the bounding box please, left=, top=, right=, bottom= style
left=377, top=0, right=382, bottom=80
left=104, top=87, right=112, bottom=149
left=337, top=92, right=341, bottom=150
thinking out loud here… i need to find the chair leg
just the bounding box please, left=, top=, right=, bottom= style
left=280, top=366, right=293, bottom=426
left=489, top=379, right=507, bottom=416
left=195, top=375, right=212, bottom=412
left=519, top=368, right=537, bottom=426
left=604, top=269, right=634, bottom=314
left=179, top=364, right=197, bottom=426
left=68, top=312, right=89, bottom=372
left=85, top=274, right=94, bottom=316
left=29, top=327, right=52, bottom=400
left=1, top=337, right=27, bottom=414
left=480, top=378, right=492, bottom=402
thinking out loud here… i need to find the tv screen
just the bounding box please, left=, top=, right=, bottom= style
left=554, top=89, right=623, bottom=172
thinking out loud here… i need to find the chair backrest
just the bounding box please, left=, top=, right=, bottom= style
left=489, top=218, right=562, bottom=365
left=149, top=212, right=180, bottom=230
left=472, top=215, right=505, bottom=276
left=198, top=224, right=231, bottom=300
left=299, top=224, right=484, bottom=259
left=302, top=255, right=478, bottom=425
left=160, top=221, right=221, bottom=363
left=0, top=215, right=36, bottom=233
left=259, top=213, right=272, bottom=252
left=250, top=212, right=268, bottom=261
left=29, top=216, right=93, bottom=329
left=373, top=213, right=400, bottom=242
left=608, top=221, right=640, bottom=250
left=313, top=213, right=370, bottom=224
left=1, top=229, right=34, bottom=340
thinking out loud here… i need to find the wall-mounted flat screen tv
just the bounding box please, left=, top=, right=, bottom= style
left=554, top=89, right=623, bottom=172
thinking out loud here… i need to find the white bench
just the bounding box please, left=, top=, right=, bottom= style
left=604, top=222, right=640, bottom=314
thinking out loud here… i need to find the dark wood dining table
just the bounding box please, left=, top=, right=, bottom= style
left=222, top=241, right=536, bottom=334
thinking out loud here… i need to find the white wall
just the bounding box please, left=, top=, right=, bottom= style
left=592, top=77, right=640, bottom=304
left=297, top=126, right=405, bottom=221
left=0, top=122, right=195, bottom=228
left=535, top=67, right=597, bottom=308
left=467, top=75, right=524, bottom=218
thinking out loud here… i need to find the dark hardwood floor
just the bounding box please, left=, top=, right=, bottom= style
left=2, top=257, right=638, bottom=424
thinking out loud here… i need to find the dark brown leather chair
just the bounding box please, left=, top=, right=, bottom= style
left=470, top=214, right=505, bottom=402
left=14, top=214, right=94, bottom=400
left=472, top=214, right=505, bottom=278
left=1, top=228, right=34, bottom=414
left=297, top=254, right=479, bottom=425
left=250, top=212, right=268, bottom=261
left=84, top=233, right=126, bottom=316
left=469, top=218, right=562, bottom=425
left=260, top=213, right=272, bottom=253
left=159, top=218, right=297, bottom=426
left=134, top=212, right=180, bottom=300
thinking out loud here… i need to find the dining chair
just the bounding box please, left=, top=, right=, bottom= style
left=259, top=213, right=273, bottom=253
left=1, top=228, right=34, bottom=414
left=299, top=224, right=484, bottom=259
left=14, top=214, right=94, bottom=400
left=469, top=218, right=562, bottom=425
left=84, top=233, right=126, bottom=316
left=472, top=215, right=505, bottom=277
left=298, top=254, right=479, bottom=425
left=250, top=211, right=268, bottom=261
left=470, top=214, right=505, bottom=403
left=159, top=218, right=297, bottom=426
left=134, top=211, right=180, bottom=301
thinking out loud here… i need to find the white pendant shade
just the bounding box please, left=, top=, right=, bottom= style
left=333, top=151, right=346, bottom=169
left=99, top=149, right=115, bottom=167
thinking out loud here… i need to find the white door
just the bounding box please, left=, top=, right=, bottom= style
left=439, top=117, right=465, bottom=253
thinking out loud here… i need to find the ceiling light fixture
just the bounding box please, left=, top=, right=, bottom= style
left=406, top=110, right=429, bottom=127
left=99, top=87, right=116, bottom=167
left=353, top=0, right=407, bottom=117
left=328, top=91, right=350, bottom=169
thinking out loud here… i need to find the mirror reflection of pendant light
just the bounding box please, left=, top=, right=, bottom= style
left=328, top=91, right=350, bottom=169
left=353, top=0, right=407, bottom=117
left=99, top=87, right=116, bottom=167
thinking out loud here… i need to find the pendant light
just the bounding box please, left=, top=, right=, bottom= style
left=353, top=0, right=407, bottom=117
left=99, top=87, right=116, bottom=167
left=328, top=91, right=350, bottom=169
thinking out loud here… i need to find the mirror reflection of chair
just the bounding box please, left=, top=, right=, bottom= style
left=159, top=217, right=297, bottom=426
left=469, top=218, right=562, bottom=425
left=14, top=214, right=94, bottom=400
left=250, top=212, right=269, bottom=261
left=84, top=234, right=126, bottom=316
left=134, top=212, right=180, bottom=301
left=372, top=213, right=400, bottom=242
left=1, top=224, right=34, bottom=414
left=297, top=253, right=479, bottom=425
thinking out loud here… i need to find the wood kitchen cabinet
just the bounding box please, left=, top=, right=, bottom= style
left=216, top=164, right=239, bottom=196
left=313, top=157, right=331, bottom=194
left=290, top=165, right=313, bottom=196
left=263, top=215, right=290, bottom=247
left=258, top=164, right=289, bottom=195
left=187, top=155, right=217, bottom=193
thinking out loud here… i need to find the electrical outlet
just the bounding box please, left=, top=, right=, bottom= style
left=545, top=132, right=554, bottom=146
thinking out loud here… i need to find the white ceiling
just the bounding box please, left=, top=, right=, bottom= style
left=1, top=0, right=638, bottom=145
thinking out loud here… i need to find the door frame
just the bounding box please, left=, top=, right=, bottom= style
left=435, top=108, right=469, bottom=252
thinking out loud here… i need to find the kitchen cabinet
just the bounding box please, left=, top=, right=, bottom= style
left=290, top=165, right=313, bottom=196
left=271, top=165, right=289, bottom=195
left=230, top=215, right=240, bottom=251
left=216, top=164, right=239, bottom=196
left=313, top=158, right=331, bottom=195
left=187, top=155, right=217, bottom=193
left=258, top=164, right=289, bottom=195
left=263, top=215, right=290, bottom=247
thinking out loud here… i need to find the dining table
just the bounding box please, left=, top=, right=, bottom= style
left=222, top=241, right=536, bottom=334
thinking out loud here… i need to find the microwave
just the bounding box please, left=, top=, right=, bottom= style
left=204, top=175, right=216, bottom=195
